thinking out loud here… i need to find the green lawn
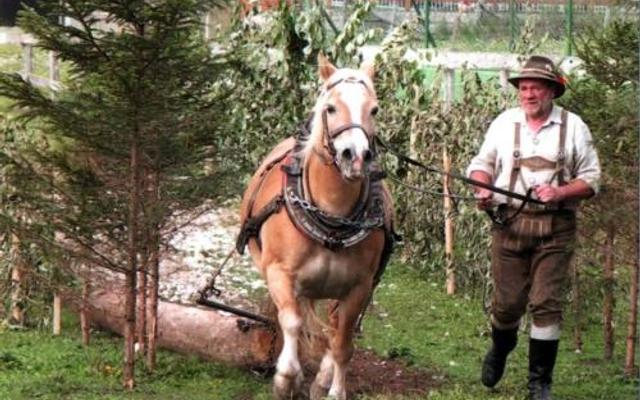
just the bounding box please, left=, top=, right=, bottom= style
left=1, top=265, right=637, bottom=399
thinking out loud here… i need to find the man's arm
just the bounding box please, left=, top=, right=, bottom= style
left=535, top=179, right=594, bottom=203
left=470, top=170, right=494, bottom=210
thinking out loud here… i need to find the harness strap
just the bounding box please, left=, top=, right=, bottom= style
left=507, top=122, right=521, bottom=207
left=236, top=195, right=285, bottom=255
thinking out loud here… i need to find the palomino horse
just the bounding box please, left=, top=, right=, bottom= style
left=237, top=54, right=394, bottom=400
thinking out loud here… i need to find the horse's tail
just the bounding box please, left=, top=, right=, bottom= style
left=298, top=298, right=331, bottom=367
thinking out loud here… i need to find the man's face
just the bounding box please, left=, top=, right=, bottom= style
left=518, top=78, right=555, bottom=120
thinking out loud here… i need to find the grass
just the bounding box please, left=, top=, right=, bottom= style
left=0, top=322, right=271, bottom=400
left=358, top=266, right=639, bottom=399
left=1, top=265, right=637, bottom=399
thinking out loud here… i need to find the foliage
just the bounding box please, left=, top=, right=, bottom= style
left=558, top=18, right=639, bottom=314
left=0, top=0, right=234, bottom=324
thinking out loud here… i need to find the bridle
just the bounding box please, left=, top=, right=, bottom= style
left=316, top=77, right=378, bottom=169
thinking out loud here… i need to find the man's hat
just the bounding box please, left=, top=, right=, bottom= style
left=508, top=55, right=566, bottom=98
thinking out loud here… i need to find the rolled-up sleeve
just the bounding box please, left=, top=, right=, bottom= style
left=572, top=119, right=601, bottom=194
left=466, top=122, right=498, bottom=179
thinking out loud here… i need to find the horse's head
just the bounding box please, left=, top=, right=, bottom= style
left=307, top=54, right=379, bottom=181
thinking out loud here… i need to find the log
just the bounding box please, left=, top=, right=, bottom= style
left=87, top=289, right=276, bottom=368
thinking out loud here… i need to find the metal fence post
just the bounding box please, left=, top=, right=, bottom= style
left=565, top=0, right=574, bottom=56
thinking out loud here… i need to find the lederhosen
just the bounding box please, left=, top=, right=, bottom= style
left=490, top=110, right=577, bottom=329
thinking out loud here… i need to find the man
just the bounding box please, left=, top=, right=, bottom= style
left=466, top=55, right=600, bottom=400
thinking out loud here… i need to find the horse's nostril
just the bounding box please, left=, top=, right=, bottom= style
left=341, top=148, right=353, bottom=161
left=363, top=149, right=373, bottom=163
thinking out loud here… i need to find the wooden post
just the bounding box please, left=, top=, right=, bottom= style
left=53, top=293, right=62, bottom=335
left=571, top=258, right=583, bottom=352
left=21, top=42, right=33, bottom=81
left=48, top=51, right=60, bottom=85
left=443, top=68, right=455, bottom=295
left=80, top=280, right=91, bottom=346
left=499, top=68, right=510, bottom=92
left=443, top=149, right=455, bottom=295
left=443, top=68, right=455, bottom=107
left=404, top=0, right=411, bottom=10
left=10, top=234, right=24, bottom=326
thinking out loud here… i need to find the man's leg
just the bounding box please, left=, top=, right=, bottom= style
left=527, top=212, right=576, bottom=400
left=482, top=226, right=531, bottom=388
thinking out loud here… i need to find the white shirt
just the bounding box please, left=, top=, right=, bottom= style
left=466, top=105, right=601, bottom=207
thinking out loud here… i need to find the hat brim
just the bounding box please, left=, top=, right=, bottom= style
left=508, top=75, right=565, bottom=99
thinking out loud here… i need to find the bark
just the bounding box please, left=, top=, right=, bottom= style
left=88, top=289, right=276, bottom=368
left=136, top=248, right=148, bottom=355
left=123, top=140, right=141, bottom=390
left=624, top=233, right=639, bottom=377
left=80, top=280, right=91, bottom=346
left=146, top=232, right=160, bottom=371
left=603, top=224, right=615, bottom=361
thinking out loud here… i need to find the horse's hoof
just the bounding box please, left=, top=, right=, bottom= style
left=273, top=372, right=304, bottom=400
left=309, top=381, right=330, bottom=400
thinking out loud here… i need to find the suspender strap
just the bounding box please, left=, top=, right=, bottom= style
left=556, top=110, right=568, bottom=186
left=507, top=122, right=521, bottom=207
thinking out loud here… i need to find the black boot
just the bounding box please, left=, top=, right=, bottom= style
left=528, top=338, right=559, bottom=400
left=481, top=325, right=518, bottom=387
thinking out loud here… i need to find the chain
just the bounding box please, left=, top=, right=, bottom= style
left=287, top=191, right=383, bottom=230
left=197, top=247, right=235, bottom=301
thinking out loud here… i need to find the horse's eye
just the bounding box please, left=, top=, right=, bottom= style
left=371, top=106, right=379, bottom=116
left=327, top=104, right=336, bottom=114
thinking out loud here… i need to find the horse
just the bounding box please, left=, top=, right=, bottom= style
left=236, top=54, right=395, bottom=400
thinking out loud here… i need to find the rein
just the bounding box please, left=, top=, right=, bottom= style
left=373, top=136, right=545, bottom=226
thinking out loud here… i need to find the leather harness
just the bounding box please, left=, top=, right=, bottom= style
left=235, top=131, right=390, bottom=255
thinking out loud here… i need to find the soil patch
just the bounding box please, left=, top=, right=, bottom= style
left=347, top=349, right=443, bottom=397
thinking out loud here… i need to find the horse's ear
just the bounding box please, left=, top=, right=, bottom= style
left=360, top=59, right=375, bottom=81
left=318, top=53, right=337, bottom=82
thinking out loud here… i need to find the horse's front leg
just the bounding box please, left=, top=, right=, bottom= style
left=310, top=301, right=339, bottom=400
left=328, top=284, right=371, bottom=400
left=266, top=266, right=304, bottom=399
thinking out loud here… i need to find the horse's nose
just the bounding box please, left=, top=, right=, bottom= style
left=340, top=147, right=354, bottom=162
left=362, top=149, right=373, bottom=163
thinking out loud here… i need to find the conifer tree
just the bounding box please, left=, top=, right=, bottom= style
left=0, top=0, right=229, bottom=388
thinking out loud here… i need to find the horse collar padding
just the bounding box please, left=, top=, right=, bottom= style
left=282, top=153, right=385, bottom=251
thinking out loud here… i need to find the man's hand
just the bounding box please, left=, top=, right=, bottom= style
left=469, top=170, right=494, bottom=210
left=535, top=184, right=564, bottom=203
left=474, top=188, right=494, bottom=210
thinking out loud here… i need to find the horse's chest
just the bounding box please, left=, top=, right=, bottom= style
left=295, top=254, right=365, bottom=300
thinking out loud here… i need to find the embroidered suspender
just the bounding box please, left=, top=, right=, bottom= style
left=506, top=109, right=568, bottom=209
left=507, top=122, right=521, bottom=207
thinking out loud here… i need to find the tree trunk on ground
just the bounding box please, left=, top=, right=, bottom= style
left=123, top=140, right=141, bottom=390
left=603, top=224, right=615, bottom=361
left=624, top=233, right=639, bottom=376
left=10, top=234, right=24, bottom=326
left=53, top=293, right=62, bottom=335
left=88, top=289, right=276, bottom=367
left=80, top=280, right=91, bottom=346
